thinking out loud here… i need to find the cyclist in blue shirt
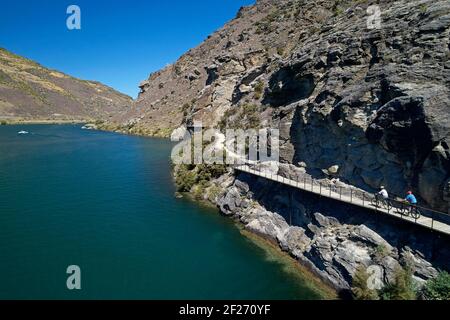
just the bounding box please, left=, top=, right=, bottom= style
left=405, top=191, right=417, bottom=205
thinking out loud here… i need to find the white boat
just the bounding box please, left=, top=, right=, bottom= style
left=81, top=124, right=96, bottom=130
left=18, top=131, right=29, bottom=135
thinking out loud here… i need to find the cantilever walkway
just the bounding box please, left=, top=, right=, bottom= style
left=235, top=164, right=450, bottom=237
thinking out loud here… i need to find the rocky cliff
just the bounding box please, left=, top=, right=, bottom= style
left=119, top=0, right=450, bottom=296
left=118, top=0, right=450, bottom=212
left=0, top=48, right=132, bottom=122
left=214, top=167, right=449, bottom=293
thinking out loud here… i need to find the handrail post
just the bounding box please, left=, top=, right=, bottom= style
left=340, top=187, right=342, bottom=200
left=350, top=189, right=353, bottom=203
left=431, top=211, right=434, bottom=230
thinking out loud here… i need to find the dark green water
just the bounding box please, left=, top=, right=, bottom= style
left=0, top=125, right=322, bottom=299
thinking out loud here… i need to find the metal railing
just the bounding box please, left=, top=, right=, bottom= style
left=234, top=163, right=450, bottom=236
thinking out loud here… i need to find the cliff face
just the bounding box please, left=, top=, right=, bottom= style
left=121, top=0, right=450, bottom=211
left=0, top=48, right=132, bottom=122
left=216, top=170, right=449, bottom=292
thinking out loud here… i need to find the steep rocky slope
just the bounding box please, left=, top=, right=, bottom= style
left=215, top=169, right=449, bottom=293
left=0, top=48, right=132, bottom=122
left=117, top=0, right=450, bottom=212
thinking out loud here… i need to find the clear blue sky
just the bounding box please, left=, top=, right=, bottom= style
left=0, top=0, right=254, bottom=98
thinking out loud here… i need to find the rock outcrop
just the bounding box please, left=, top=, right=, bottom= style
left=119, top=0, right=449, bottom=211
left=126, top=0, right=450, bottom=294
left=216, top=172, right=448, bottom=292
left=0, top=48, right=132, bottom=122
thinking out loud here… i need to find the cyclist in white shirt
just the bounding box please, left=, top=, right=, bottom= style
left=378, top=186, right=389, bottom=199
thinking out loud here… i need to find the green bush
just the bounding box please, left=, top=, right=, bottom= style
left=419, top=4, right=428, bottom=15
left=196, top=164, right=227, bottom=183
left=191, top=184, right=205, bottom=200
left=175, top=165, right=197, bottom=192
left=253, top=81, right=264, bottom=100
left=218, top=104, right=260, bottom=131
left=351, top=266, right=379, bottom=300
left=207, top=185, right=222, bottom=202
left=380, top=266, right=416, bottom=300
left=254, top=81, right=264, bottom=93
left=175, top=164, right=227, bottom=194
left=374, top=244, right=390, bottom=262
left=0, top=120, right=7, bottom=125
left=422, top=271, right=450, bottom=300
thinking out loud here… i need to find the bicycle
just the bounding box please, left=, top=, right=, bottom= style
left=395, top=201, right=421, bottom=219
left=371, top=194, right=393, bottom=211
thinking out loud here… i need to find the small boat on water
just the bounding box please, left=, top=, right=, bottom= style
left=81, top=124, right=97, bottom=130
left=18, top=131, right=29, bottom=135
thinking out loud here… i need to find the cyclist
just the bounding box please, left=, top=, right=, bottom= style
left=405, top=191, right=419, bottom=216
left=378, top=186, right=389, bottom=200
left=405, top=191, right=417, bottom=205
left=373, top=186, right=390, bottom=209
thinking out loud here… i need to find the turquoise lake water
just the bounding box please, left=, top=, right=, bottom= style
left=0, top=125, right=321, bottom=299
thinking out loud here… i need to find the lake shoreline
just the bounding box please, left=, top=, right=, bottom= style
left=4, top=123, right=337, bottom=299
left=176, top=190, right=338, bottom=299
left=0, top=118, right=89, bottom=125
left=238, top=227, right=338, bottom=299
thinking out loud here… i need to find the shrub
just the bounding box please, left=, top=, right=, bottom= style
left=191, top=184, right=205, bottom=200
left=175, top=164, right=227, bottom=194
left=207, top=185, right=222, bottom=202
left=419, top=4, right=428, bottom=15
left=374, top=244, right=390, bottom=262
left=0, top=120, right=7, bottom=125
left=351, top=265, right=380, bottom=300
left=254, top=81, right=264, bottom=94
left=218, top=104, right=260, bottom=130
left=196, top=164, right=227, bottom=184
left=332, top=0, right=343, bottom=16
left=242, top=104, right=261, bottom=129
left=421, top=271, right=450, bottom=300
left=380, top=266, right=416, bottom=300
left=182, top=103, right=192, bottom=117
left=175, top=165, right=197, bottom=192
left=253, top=81, right=264, bottom=100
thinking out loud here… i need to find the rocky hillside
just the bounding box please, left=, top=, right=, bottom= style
left=0, top=48, right=132, bottom=122
left=216, top=170, right=450, bottom=295
left=106, top=0, right=450, bottom=297
left=116, top=0, right=450, bottom=212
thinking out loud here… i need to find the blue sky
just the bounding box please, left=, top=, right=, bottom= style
left=0, top=0, right=254, bottom=98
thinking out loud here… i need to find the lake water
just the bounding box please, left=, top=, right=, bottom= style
left=0, top=125, right=323, bottom=299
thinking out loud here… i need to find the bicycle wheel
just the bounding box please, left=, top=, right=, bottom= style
left=371, top=198, right=379, bottom=208
left=385, top=200, right=393, bottom=211
left=396, top=205, right=408, bottom=216
left=411, top=207, right=421, bottom=219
